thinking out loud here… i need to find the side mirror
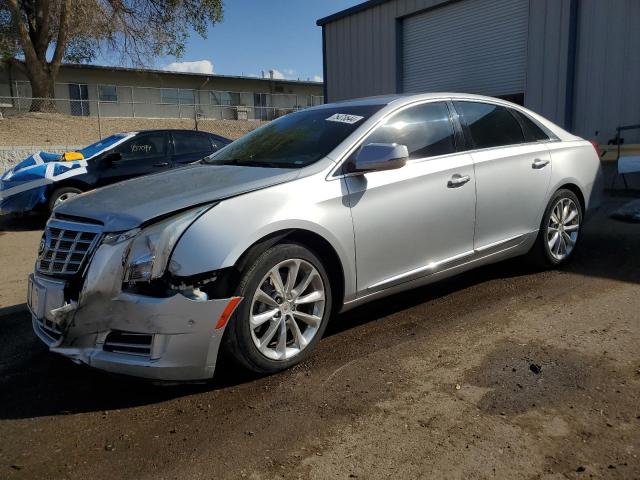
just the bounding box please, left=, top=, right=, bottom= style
left=103, top=152, right=122, bottom=163
left=351, top=143, right=408, bottom=173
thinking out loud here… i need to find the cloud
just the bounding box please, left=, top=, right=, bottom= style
left=312, top=75, right=323, bottom=83
left=163, top=60, right=214, bottom=74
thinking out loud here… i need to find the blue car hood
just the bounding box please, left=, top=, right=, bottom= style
left=55, top=164, right=300, bottom=231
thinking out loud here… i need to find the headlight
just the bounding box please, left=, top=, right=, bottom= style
left=106, top=206, right=208, bottom=284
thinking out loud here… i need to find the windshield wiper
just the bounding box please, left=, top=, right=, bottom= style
left=208, top=159, right=296, bottom=169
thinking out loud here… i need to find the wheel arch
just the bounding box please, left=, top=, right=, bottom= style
left=555, top=182, right=585, bottom=213
left=233, top=228, right=346, bottom=315
left=47, top=178, right=93, bottom=196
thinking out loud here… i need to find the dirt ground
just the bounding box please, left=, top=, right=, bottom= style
left=0, top=198, right=638, bottom=479
left=0, top=113, right=264, bottom=146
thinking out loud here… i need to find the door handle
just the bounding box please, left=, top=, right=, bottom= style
left=153, top=162, right=169, bottom=167
left=447, top=174, right=471, bottom=188
left=532, top=158, right=550, bottom=169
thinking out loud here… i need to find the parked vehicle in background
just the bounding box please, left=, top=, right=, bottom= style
left=27, top=93, right=603, bottom=381
left=0, top=129, right=230, bottom=214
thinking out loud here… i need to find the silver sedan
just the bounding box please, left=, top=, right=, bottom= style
left=28, top=93, right=603, bottom=381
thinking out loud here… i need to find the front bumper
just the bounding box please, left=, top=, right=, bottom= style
left=29, top=235, right=241, bottom=382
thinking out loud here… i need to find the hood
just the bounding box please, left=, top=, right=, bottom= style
left=55, top=164, right=300, bottom=231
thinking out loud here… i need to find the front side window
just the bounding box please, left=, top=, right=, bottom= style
left=173, top=132, right=213, bottom=155
left=206, top=105, right=384, bottom=168
left=98, top=85, right=118, bottom=102
left=454, top=101, right=525, bottom=149
left=115, top=133, right=166, bottom=160
left=358, top=102, right=456, bottom=160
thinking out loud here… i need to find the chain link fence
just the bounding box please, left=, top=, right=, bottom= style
left=0, top=96, right=319, bottom=150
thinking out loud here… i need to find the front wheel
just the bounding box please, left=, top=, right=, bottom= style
left=223, top=243, right=332, bottom=374
left=528, top=189, right=583, bottom=267
left=48, top=186, right=83, bottom=213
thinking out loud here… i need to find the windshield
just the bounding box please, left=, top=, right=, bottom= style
left=205, top=105, right=384, bottom=168
left=78, top=134, right=130, bottom=159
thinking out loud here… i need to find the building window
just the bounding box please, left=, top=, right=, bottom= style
left=209, top=91, right=241, bottom=106
left=161, top=88, right=195, bottom=105
left=98, top=85, right=118, bottom=102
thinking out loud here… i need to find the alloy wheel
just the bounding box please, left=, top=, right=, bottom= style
left=547, top=197, right=580, bottom=261
left=54, top=192, right=79, bottom=207
left=249, top=258, right=325, bottom=361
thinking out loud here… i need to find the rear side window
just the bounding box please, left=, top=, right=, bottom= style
left=509, top=109, right=551, bottom=142
left=362, top=102, right=456, bottom=160
left=173, top=132, right=214, bottom=155
left=454, top=101, right=525, bottom=149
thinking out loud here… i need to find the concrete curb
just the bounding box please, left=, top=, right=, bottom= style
left=0, top=303, right=28, bottom=318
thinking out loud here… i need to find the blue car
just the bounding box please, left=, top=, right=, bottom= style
left=0, top=129, right=230, bottom=214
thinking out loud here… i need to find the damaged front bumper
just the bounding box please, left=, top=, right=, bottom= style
left=28, top=232, right=241, bottom=382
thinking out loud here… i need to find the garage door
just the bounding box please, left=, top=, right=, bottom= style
left=402, top=0, right=529, bottom=97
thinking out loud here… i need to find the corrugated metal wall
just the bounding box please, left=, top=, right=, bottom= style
left=523, top=0, right=572, bottom=127
left=323, top=0, right=454, bottom=102
left=402, top=0, right=528, bottom=95
left=572, top=0, right=640, bottom=143
left=322, top=0, right=640, bottom=141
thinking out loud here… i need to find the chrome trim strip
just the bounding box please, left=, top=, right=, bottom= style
left=367, top=250, right=475, bottom=291
left=474, top=234, right=525, bottom=253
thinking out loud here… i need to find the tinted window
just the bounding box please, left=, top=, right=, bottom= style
left=207, top=105, right=384, bottom=168
left=510, top=109, right=551, bottom=142
left=173, top=132, right=214, bottom=155
left=115, top=133, right=166, bottom=160
left=361, top=102, right=456, bottom=160
left=454, top=101, right=525, bottom=149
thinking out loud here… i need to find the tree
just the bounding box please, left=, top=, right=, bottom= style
left=1, top=0, right=223, bottom=110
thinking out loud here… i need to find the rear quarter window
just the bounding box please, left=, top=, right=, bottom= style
left=509, top=109, right=552, bottom=142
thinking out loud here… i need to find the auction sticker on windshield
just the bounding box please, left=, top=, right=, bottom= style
left=326, top=113, right=364, bottom=124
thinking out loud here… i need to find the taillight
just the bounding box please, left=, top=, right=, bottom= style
left=589, top=139, right=601, bottom=156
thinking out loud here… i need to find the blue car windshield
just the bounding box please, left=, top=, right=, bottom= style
left=78, top=134, right=130, bottom=159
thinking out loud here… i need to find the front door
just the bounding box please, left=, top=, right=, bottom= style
left=97, top=131, right=171, bottom=186
left=68, top=83, right=90, bottom=116
left=453, top=101, right=552, bottom=249
left=345, top=101, right=476, bottom=294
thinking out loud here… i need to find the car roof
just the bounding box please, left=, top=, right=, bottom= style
left=320, top=92, right=522, bottom=108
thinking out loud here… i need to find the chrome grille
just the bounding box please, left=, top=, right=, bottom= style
left=37, top=219, right=102, bottom=277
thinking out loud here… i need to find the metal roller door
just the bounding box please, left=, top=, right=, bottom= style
left=402, top=0, right=529, bottom=96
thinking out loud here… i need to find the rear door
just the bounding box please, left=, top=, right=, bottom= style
left=171, top=131, right=217, bottom=165
left=97, top=131, right=170, bottom=186
left=453, top=101, right=552, bottom=249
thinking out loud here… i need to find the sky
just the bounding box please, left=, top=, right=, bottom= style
left=100, top=0, right=362, bottom=82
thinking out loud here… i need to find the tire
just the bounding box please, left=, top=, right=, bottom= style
left=48, top=186, right=83, bottom=213
left=528, top=188, right=583, bottom=268
left=223, top=242, right=333, bottom=374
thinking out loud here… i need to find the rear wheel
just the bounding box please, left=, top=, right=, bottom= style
left=529, top=189, right=582, bottom=267
left=223, top=243, right=332, bottom=374
left=48, top=187, right=83, bottom=213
